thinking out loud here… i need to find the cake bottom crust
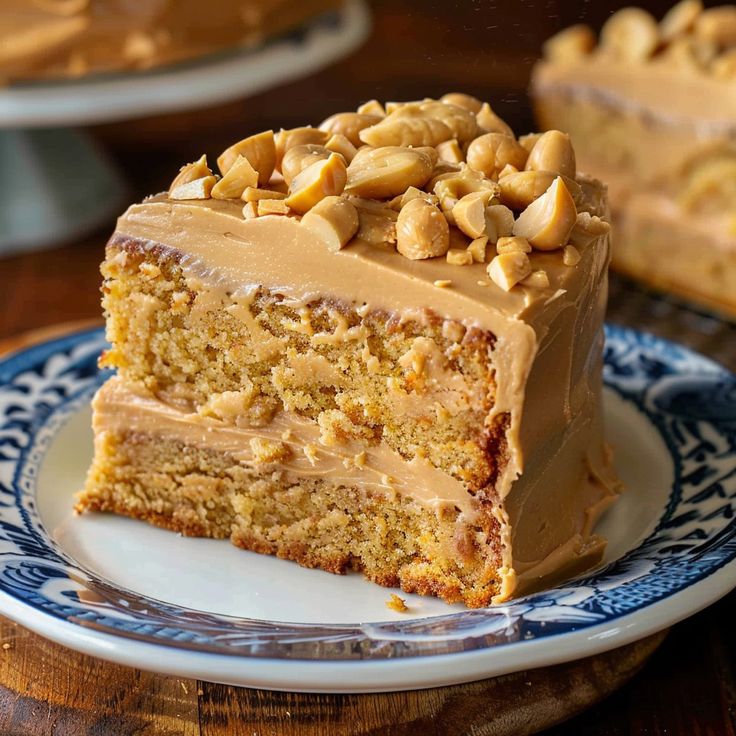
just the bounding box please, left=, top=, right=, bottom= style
left=77, top=429, right=503, bottom=608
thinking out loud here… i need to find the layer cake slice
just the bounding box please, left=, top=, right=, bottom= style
left=77, top=94, right=620, bottom=607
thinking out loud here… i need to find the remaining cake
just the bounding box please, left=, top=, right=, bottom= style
left=77, top=94, right=620, bottom=607
left=0, top=0, right=340, bottom=84
left=532, top=1, right=736, bottom=319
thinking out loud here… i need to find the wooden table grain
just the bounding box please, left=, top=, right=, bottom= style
left=0, top=1, right=735, bottom=733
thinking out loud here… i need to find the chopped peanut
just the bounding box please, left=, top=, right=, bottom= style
left=285, top=153, right=347, bottom=215
left=217, top=130, right=275, bottom=186
left=467, top=235, right=488, bottom=262
left=446, top=248, right=473, bottom=265
left=487, top=252, right=531, bottom=291
left=211, top=155, right=258, bottom=199
left=513, top=177, right=577, bottom=251
left=301, top=196, right=359, bottom=252
left=453, top=191, right=494, bottom=239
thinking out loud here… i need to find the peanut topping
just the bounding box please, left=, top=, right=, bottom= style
left=661, top=0, right=703, bottom=41
left=346, top=146, right=436, bottom=199
left=390, top=186, right=439, bottom=210
left=357, top=99, right=386, bottom=116
left=320, top=112, right=384, bottom=147
left=446, top=248, right=473, bottom=265
left=165, top=93, right=597, bottom=269
left=513, top=177, right=577, bottom=251
left=525, top=130, right=576, bottom=180
left=475, top=103, right=514, bottom=137
left=563, top=244, right=582, bottom=266
left=257, top=199, right=290, bottom=216
left=599, top=7, right=660, bottom=62
left=211, top=155, right=258, bottom=200
left=440, top=92, right=483, bottom=114
left=301, top=196, right=359, bottom=252
left=242, top=187, right=287, bottom=202
left=396, top=198, right=450, bottom=260
left=281, top=144, right=331, bottom=185
left=569, top=212, right=611, bottom=247
left=169, top=155, right=213, bottom=195
left=325, top=134, right=358, bottom=163
left=285, top=153, right=347, bottom=215
left=485, top=204, right=515, bottom=243
left=275, top=127, right=329, bottom=169
left=433, top=166, right=500, bottom=222
left=452, top=191, right=494, bottom=239
left=496, top=235, right=531, bottom=254
left=467, top=235, right=488, bottom=262
left=466, top=133, right=528, bottom=180
left=436, top=139, right=464, bottom=164
left=694, top=5, right=736, bottom=47
left=360, top=109, right=452, bottom=148
left=242, top=201, right=258, bottom=219
left=499, top=170, right=582, bottom=211
left=170, top=176, right=216, bottom=200
left=487, top=252, right=531, bottom=291
left=543, top=24, right=596, bottom=63
left=217, top=130, right=275, bottom=186
left=523, top=270, right=551, bottom=289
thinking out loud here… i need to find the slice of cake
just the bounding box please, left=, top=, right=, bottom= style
left=532, top=1, right=736, bottom=318
left=0, top=0, right=340, bottom=84
left=77, top=94, right=620, bottom=607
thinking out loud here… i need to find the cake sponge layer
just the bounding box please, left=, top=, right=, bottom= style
left=101, top=239, right=503, bottom=492
left=78, top=427, right=503, bottom=607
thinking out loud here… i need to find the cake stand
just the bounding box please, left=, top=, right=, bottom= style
left=0, top=0, right=370, bottom=257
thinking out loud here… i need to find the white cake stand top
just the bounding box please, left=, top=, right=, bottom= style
left=0, top=0, right=370, bottom=128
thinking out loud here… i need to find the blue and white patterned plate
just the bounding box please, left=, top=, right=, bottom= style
left=0, top=324, right=734, bottom=693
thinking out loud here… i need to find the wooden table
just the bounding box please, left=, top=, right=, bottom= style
left=1, top=1, right=735, bottom=733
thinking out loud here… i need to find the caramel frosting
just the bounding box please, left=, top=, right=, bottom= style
left=111, top=194, right=618, bottom=601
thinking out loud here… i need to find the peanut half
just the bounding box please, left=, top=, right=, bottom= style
left=512, top=176, right=577, bottom=251
left=396, top=198, right=450, bottom=260
left=285, top=153, right=347, bottom=215
left=275, top=127, right=329, bottom=169
left=346, top=146, right=436, bottom=199
left=320, top=112, right=384, bottom=147
left=487, top=252, right=531, bottom=291
left=452, top=191, right=494, bottom=239
left=440, top=92, right=483, bottom=114
left=525, top=130, right=576, bottom=179
left=218, top=130, right=275, bottom=186
left=281, top=144, right=331, bottom=185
